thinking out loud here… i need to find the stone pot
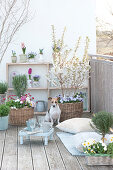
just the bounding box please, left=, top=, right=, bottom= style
left=19, top=54, right=27, bottom=63
left=0, top=116, right=9, bottom=130
left=11, top=56, right=17, bottom=63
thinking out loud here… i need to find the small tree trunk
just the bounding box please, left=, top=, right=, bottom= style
left=101, top=134, right=105, bottom=143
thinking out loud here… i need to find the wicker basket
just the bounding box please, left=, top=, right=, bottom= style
left=59, top=102, right=83, bottom=122
left=9, top=107, right=34, bottom=126
left=86, top=154, right=113, bottom=166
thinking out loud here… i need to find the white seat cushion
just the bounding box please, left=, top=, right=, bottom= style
left=56, top=118, right=94, bottom=134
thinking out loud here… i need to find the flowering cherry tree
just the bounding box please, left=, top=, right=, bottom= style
left=48, top=26, right=90, bottom=97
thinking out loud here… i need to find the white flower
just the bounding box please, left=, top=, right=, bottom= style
left=20, top=101, right=23, bottom=104
left=104, top=146, right=107, bottom=151
left=15, top=99, right=20, bottom=102
left=26, top=97, right=30, bottom=103
left=109, top=135, right=113, bottom=143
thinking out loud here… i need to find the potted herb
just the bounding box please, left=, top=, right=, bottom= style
left=0, top=104, right=10, bottom=130
left=82, top=111, right=113, bottom=165
left=0, top=82, right=8, bottom=104
left=27, top=52, right=37, bottom=62
left=12, top=74, right=27, bottom=97
left=20, top=42, right=27, bottom=63
left=6, top=93, right=35, bottom=126
left=11, top=50, right=17, bottom=63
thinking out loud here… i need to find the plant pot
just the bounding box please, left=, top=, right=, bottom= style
left=39, top=54, right=44, bottom=61
left=0, top=93, right=6, bottom=104
left=33, top=81, right=40, bottom=87
left=36, top=100, right=45, bottom=112
left=9, top=107, right=34, bottom=126
left=28, top=79, right=33, bottom=88
left=86, top=154, right=113, bottom=166
left=28, top=58, right=35, bottom=63
left=11, top=56, right=17, bottom=63
left=0, top=116, right=9, bottom=130
left=59, top=102, right=83, bottom=122
left=19, top=54, right=27, bottom=63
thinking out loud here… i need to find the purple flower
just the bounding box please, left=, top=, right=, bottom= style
left=28, top=68, right=32, bottom=75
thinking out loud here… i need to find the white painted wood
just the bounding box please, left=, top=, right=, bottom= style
left=43, top=135, right=66, bottom=170
left=18, top=127, right=33, bottom=170
left=1, top=126, right=17, bottom=170
left=30, top=137, right=49, bottom=170
left=54, top=129, right=81, bottom=170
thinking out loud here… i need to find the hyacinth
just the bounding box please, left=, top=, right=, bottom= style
left=28, top=68, right=32, bottom=80
left=21, top=42, right=26, bottom=54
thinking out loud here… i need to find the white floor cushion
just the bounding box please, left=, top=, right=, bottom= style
left=56, top=118, right=94, bottom=134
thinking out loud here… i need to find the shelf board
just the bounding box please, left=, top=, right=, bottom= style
left=49, top=86, right=88, bottom=90
left=8, top=87, right=48, bottom=91
left=7, top=62, right=52, bottom=66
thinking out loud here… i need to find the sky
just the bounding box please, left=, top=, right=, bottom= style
left=96, top=0, right=113, bottom=23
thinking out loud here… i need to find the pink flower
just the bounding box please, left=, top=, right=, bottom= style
left=21, top=96, right=26, bottom=101
left=32, top=97, right=34, bottom=99
left=21, top=43, right=25, bottom=49
left=28, top=68, right=32, bottom=75
left=3, top=98, right=6, bottom=100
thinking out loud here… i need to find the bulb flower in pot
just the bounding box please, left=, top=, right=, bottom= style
left=11, top=50, right=17, bottom=63
left=20, top=42, right=27, bottom=63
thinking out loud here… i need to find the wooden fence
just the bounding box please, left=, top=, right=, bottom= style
left=89, top=54, right=113, bottom=113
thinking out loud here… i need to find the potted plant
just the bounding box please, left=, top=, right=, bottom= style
left=28, top=68, right=33, bottom=88
left=6, top=93, right=35, bottom=126
left=0, top=104, right=10, bottom=130
left=11, top=50, right=17, bottom=63
left=19, top=42, right=27, bottom=63
left=0, top=82, right=8, bottom=104
left=48, top=25, right=90, bottom=121
left=33, top=75, right=40, bottom=87
left=39, top=49, right=44, bottom=61
left=27, top=52, right=37, bottom=62
left=12, top=74, right=27, bottom=97
left=82, top=111, right=113, bottom=165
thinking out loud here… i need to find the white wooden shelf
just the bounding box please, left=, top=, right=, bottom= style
left=8, top=87, right=48, bottom=91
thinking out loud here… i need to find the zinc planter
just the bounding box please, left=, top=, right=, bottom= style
left=19, top=54, right=27, bottom=63
left=0, top=116, right=9, bottom=130
left=59, top=102, right=83, bottom=122
left=86, top=154, right=113, bottom=166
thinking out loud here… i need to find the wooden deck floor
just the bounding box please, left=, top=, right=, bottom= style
left=0, top=126, right=113, bottom=170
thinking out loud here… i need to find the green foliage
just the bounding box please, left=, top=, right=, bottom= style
left=107, top=143, right=113, bottom=157
left=6, top=100, right=25, bottom=109
left=0, top=104, right=10, bottom=117
left=12, top=75, right=27, bottom=97
left=0, top=82, right=8, bottom=94
left=92, top=111, right=113, bottom=139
